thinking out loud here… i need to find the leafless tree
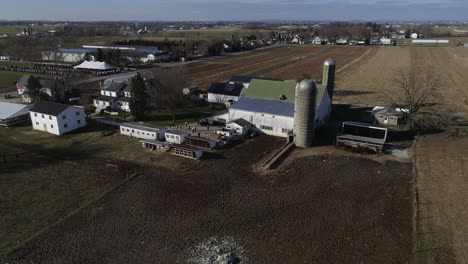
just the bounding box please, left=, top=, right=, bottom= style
left=147, top=68, right=191, bottom=123
left=386, top=66, right=452, bottom=130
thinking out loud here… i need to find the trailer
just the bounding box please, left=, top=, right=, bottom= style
left=336, top=121, right=388, bottom=153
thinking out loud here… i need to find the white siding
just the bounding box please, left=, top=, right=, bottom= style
left=207, top=93, right=241, bottom=104
left=165, top=132, right=188, bottom=144
left=120, top=126, right=166, bottom=140
left=226, top=94, right=331, bottom=138
left=30, top=106, right=86, bottom=136
left=228, top=109, right=294, bottom=137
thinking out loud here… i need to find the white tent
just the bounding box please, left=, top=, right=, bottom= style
left=74, top=61, right=115, bottom=70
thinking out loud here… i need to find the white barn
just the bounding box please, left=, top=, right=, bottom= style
left=227, top=79, right=331, bottom=138
left=29, top=101, right=86, bottom=135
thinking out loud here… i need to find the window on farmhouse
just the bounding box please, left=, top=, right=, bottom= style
left=50, top=124, right=54, bottom=128
left=76, top=111, right=80, bottom=116
left=77, top=120, right=81, bottom=124
left=62, top=115, right=66, bottom=120
left=64, top=124, right=68, bottom=128
left=49, top=116, right=52, bottom=120
left=41, top=114, right=44, bottom=118
left=282, top=128, right=289, bottom=133
left=34, top=113, right=37, bottom=117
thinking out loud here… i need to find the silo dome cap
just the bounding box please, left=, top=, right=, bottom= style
left=298, top=79, right=317, bottom=91
left=324, top=59, right=336, bottom=65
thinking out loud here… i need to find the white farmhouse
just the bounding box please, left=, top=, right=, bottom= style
left=29, top=101, right=86, bottom=135
left=93, top=79, right=132, bottom=112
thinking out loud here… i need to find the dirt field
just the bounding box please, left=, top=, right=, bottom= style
left=337, top=46, right=468, bottom=114
left=414, top=132, right=468, bottom=264
left=2, top=135, right=413, bottom=263
left=184, top=45, right=370, bottom=89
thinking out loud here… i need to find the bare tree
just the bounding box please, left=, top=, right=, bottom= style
left=147, top=68, right=191, bottom=123
left=386, top=66, right=451, bottom=130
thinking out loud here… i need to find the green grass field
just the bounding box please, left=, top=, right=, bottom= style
left=0, top=25, right=56, bottom=35
left=156, top=27, right=271, bottom=40
left=0, top=71, right=51, bottom=93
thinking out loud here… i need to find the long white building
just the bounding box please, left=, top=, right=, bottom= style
left=29, top=101, right=87, bottom=135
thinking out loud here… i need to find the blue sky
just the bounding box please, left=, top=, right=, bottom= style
left=0, top=0, right=467, bottom=21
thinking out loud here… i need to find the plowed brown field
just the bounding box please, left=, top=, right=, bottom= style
left=185, top=45, right=370, bottom=89
left=337, top=46, right=468, bottom=114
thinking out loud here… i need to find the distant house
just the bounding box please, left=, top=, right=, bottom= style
left=0, top=102, right=31, bottom=127
left=120, top=122, right=167, bottom=140
left=380, top=38, right=392, bottom=45
left=16, top=75, right=69, bottom=103
left=29, top=101, right=86, bottom=135
left=207, top=82, right=245, bottom=104
left=93, top=76, right=134, bottom=112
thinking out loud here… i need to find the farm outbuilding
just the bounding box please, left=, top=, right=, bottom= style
left=0, top=102, right=31, bottom=127
left=184, top=136, right=217, bottom=150
left=170, top=144, right=203, bottom=159
left=226, top=118, right=252, bottom=135
left=141, top=139, right=171, bottom=152
left=120, top=122, right=167, bottom=140
left=372, top=107, right=405, bottom=126
left=165, top=130, right=190, bottom=144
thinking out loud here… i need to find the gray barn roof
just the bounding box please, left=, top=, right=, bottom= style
left=29, top=101, right=71, bottom=116
left=103, top=82, right=126, bottom=92
left=230, top=97, right=295, bottom=117
left=0, top=102, right=30, bottom=120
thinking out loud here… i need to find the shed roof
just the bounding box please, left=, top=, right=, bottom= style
left=0, top=102, right=30, bottom=120
left=185, top=136, right=217, bottom=143
left=245, top=79, right=297, bottom=103
left=230, top=97, right=295, bottom=117
left=228, top=118, right=251, bottom=127
left=166, top=130, right=190, bottom=136
left=245, top=79, right=327, bottom=106
left=140, top=139, right=171, bottom=146
left=208, top=82, right=244, bottom=96
left=121, top=122, right=166, bottom=133
left=17, top=75, right=31, bottom=86
left=29, top=101, right=72, bottom=116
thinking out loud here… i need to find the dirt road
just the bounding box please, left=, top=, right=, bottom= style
left=414, top=132, right=468, bottom=264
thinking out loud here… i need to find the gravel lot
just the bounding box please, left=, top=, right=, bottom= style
left=2, top=136, right=414, bottom=263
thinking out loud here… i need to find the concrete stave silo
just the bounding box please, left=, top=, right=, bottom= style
left=322, top=59, right=336, bottom=101
left=294, top=79, right=317, bottom=148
